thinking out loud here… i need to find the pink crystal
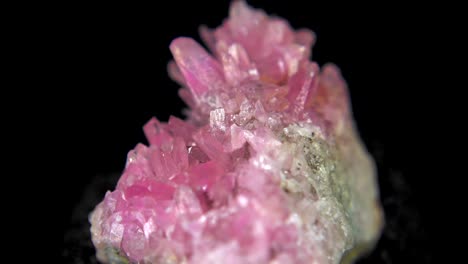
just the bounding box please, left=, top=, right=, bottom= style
left=90, top=1, right=383, bottom=263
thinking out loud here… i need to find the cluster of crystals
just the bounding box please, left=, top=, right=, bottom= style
left=90, top=1, right=381, bottom=263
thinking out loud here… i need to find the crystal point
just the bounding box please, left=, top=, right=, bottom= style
left=170, top=37, right=225, bottom=101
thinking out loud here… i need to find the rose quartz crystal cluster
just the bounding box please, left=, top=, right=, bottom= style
left=90, top=1, right=383, bottom=263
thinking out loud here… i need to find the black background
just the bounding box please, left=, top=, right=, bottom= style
left=64, top=0, right=443, bottom=262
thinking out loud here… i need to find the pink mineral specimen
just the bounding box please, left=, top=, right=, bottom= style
left=90, top=1, right=383, bottom=263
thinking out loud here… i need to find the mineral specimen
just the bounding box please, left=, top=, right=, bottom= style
left=90, top=1, right=383, bottom=263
